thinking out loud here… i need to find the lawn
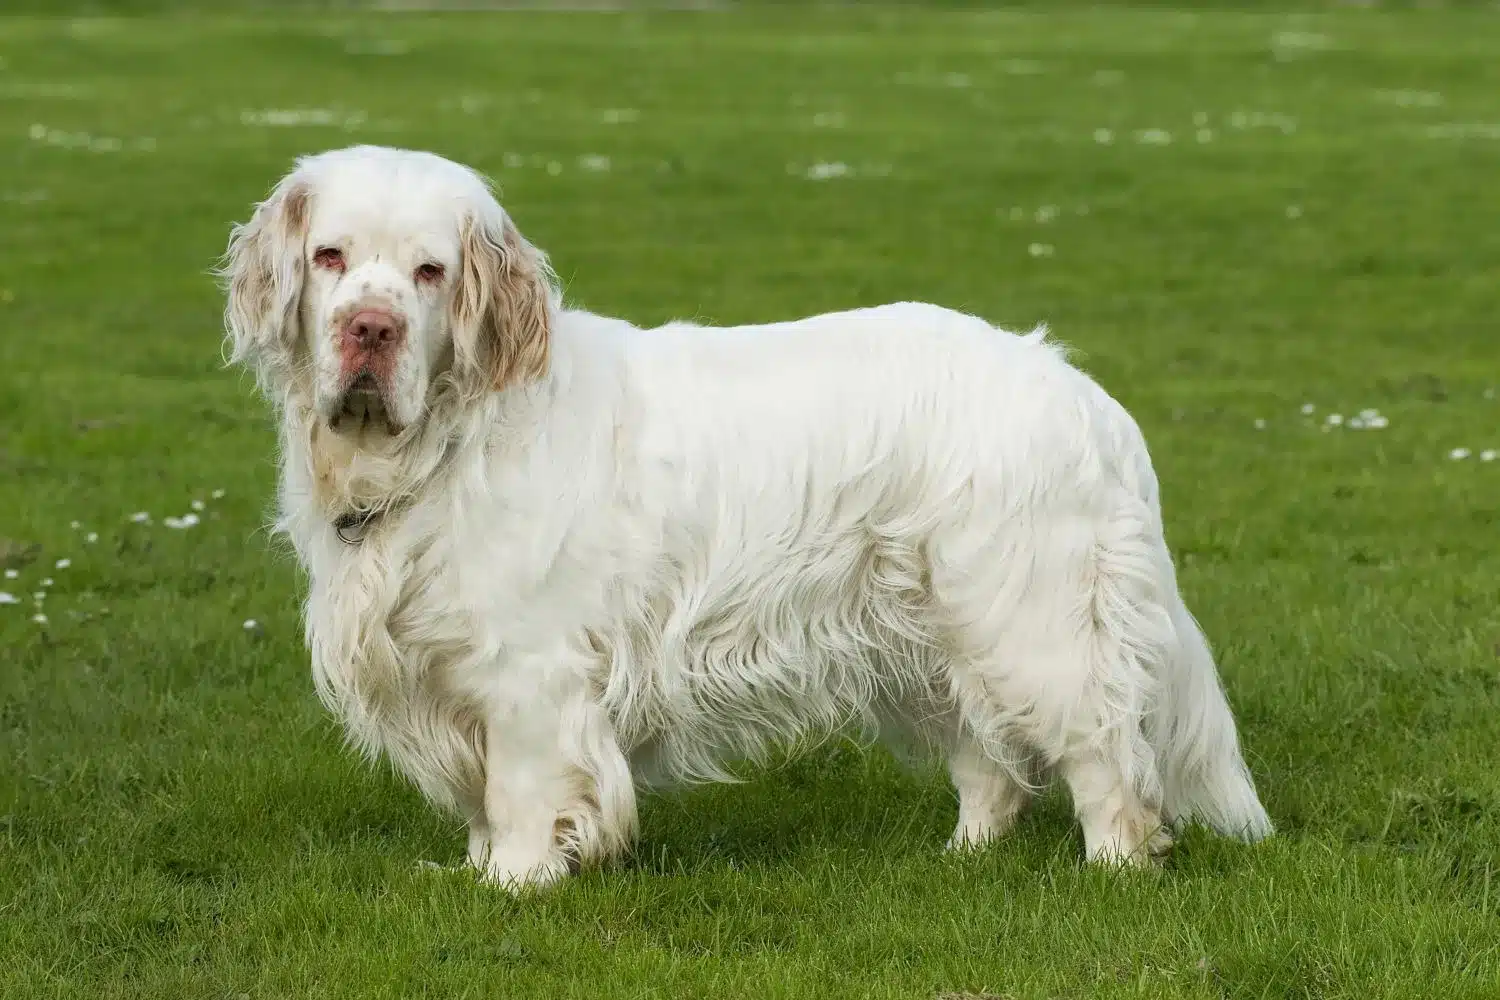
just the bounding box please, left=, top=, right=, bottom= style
left=3, top=4, right=1500, bottom=998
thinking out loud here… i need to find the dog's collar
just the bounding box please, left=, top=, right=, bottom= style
left=333, top=507, right=381, bottom=545
left=327, top=435, right=453, bottom=546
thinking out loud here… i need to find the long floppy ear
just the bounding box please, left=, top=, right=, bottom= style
left=218, top=173, right=311, bottom=384
left=451, top=207, right=555, bottom=397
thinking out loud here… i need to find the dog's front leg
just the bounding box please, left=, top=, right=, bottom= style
left=478, top=725, right=575, bottom=890
left=466, top=808, right=492, bottom=870
left=476, top=659, right=638, bottom=891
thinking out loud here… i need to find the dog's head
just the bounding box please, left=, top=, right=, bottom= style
left=221, top=145, right=555, bottom=438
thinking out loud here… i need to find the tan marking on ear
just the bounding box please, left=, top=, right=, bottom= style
left=488, top=225, right=552, bottom=389
left=281, top=183, right=309, bottom=234
left=221, top=177, right=312, bottom=378
left=453, top=213, right=554, bottom=396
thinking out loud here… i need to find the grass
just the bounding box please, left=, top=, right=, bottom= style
left=3, top=5, right=1500, bottom=997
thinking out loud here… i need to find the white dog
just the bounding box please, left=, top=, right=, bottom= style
left=221, top=145, right=1271, bottom=889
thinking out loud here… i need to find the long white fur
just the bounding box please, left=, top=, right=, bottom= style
left=222, top=146, right=1272, bottom=889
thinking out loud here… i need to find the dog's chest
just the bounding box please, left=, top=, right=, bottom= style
left=306, top=531, right=474, bottom=727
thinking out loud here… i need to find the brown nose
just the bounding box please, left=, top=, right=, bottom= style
left=343, top=309, right=405, bottom=351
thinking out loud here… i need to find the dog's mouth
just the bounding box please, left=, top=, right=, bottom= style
left=329, top=373, right=401, bottom=436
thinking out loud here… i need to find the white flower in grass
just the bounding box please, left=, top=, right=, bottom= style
left=33, top=591, right=46, bottom=601
left=1348, top=408, right=1388, bottom=430
left=4, top=569, right=17, bottom=580
left=243, top=619, right=259, bottom=630
left=1027, top=243, right=1054, bottom=258
left=0, top=591, right=18, bottom=605
left=1300, top=402, right=1316, bottom=415
left=191, top=500, right=205, bottom=511
left=1254, top=419, right=1267, bottom=430
left=805, top=162, right=851, bottom=180
left=1093, top=128, right=1114, bottom=144
left=55, top=558, right=70, bottom=569
left=1481, top=450, right=1497, bottom=462
left=163, top=513, right=200, bottom=529
left=85, top=532, right=98, bottom=543
left=40, top=578, right=53, bottom=587
left=70, top=520, right=81, bottom=529
left=212, top=489, right=226, bottom=499
left=1450, top=448, right=1471, bottom=460
left=130, top=511, right=150, bottom=523
left=1325, top=413, right=1343, bottom=427
left=1034, top=205, right=1058, bottom=224
left=32, top=613, right=47, bottom=625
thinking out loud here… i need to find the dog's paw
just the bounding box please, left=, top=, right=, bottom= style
left=477, top=840, right=572, bottom=892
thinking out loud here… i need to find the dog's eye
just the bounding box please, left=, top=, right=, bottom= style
left=415, top=262, right=445, bottom=284
left=313, top=247, right=346, bottom=272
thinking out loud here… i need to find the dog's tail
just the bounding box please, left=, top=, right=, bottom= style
left=1077, top=374, right=1270, bottom=842
left=1151, top=589, right=1273, bottom=841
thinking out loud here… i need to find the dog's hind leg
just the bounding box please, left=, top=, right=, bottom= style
left=933, top=490, right=1173, bottom=865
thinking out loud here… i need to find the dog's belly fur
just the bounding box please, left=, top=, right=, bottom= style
left=595, top=527, right=955, bottom=785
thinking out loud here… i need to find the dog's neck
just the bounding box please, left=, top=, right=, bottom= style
left=276, top=394, right=450, bottom=551
left=273, top=369, right=544, bottom=552
left=299, top=408, right=407, bottom=516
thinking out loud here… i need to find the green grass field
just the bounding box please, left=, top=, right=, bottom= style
left=3, top=5, right=1500, bottom=997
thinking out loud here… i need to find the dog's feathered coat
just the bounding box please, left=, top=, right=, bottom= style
left=222, top=145, right=1271, bottom=888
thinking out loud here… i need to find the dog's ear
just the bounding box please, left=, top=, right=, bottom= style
left=451, top=208, right=554, bottom=397
left=219, top=173, right=311, bottom=382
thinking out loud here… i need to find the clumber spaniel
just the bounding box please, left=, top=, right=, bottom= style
left=221, top=145, right=1271, bottom=889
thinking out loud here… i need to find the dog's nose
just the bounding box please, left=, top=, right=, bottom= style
left=343, top=309, right=405, bottom=351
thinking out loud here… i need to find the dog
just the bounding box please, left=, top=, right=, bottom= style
left=221, top=145, right=1271, bottom=889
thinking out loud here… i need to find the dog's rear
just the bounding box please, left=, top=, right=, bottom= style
left=1099, top=389, right=1272, bottom=842
left=1152, top=591, right=1272, bottom=840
